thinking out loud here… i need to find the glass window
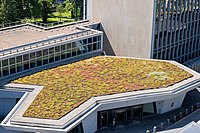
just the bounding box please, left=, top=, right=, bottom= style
left=77, top=47, right=82, bottom=55
left=88, top=38, right=92, bottom=43
left=66, top=49, right=71, bottom=58
left=23, top=54, right=29, bottom=61
left=83, top=45, right=88, bottom=53
left=43, top=49, right=48, bottom=56
left=9, top=57, right=15, bottom=65
left=72, top=48, right=77, bottom=56
left=88, top=44, right=93, bottom=52
left=17, top=56, right=22, bottom=63
left=93, top=43, right=97, bottom=50
left=61, top=45, right=66, bottom=51
left=30, top=60, right=36, bottom=68
left=49, top=54, right=54, bottom=63
left=10, top=65, right=16, bottom=74
left=17, top=63, right=23, bottom=72
left=93, top=36, right=97, bottom=42
left=43, top=56, right=48, bottom=65
left=72, top=42, right=77, bottom=48
left=49, top=47, right=54, bottom=54
left=2, top=67, right=9, bottom=76
left=66, top=43, right=71, bottom=49
left=23, top=61, right=29, bottom=70
left=55, top=46, right=60, bottom=52
left=30, top=52, right=36, bottom=59
left=36, top=51, right=42, bottom=57
left=2, top=59, right=8, bottom=67
left=55, top=53, right=60, bottom=61
left=98, top=36, right=101, bottom=41
left=83, top=39, right=87, bottom=44
left=61, top=51, right=66, bottom=60
left=37, top=58, right=42, bottom=66
left=97, top=42, right=101, bottom=49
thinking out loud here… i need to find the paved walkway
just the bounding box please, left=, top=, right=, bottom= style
left=167, top=109, right=200, bottom=130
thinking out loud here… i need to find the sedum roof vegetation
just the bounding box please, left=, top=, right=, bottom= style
left=13, top=56, right=193, bottom=120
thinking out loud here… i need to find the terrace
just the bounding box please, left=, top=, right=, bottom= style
left=13, top=56, right=193, bottom=120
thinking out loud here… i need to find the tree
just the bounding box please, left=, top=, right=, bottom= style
left=38, top=0, right=53, bottom=23
left=29, top=0, right=41, bottom=20
left=0, top=0, right=20, bottom=23
left=65, top=0, right=84, bottom=20
left=75, top=0, right=84, bottom=20
left=64, top=0, right=74, bottom=18
left=56, top=4, right=65, bottom=21
left=15, top=0, right=32, bottom=19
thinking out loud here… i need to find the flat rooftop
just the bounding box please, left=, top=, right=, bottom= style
left=13, top=56, right=193, bottom=120
left=0, top=21, right=99, bottom=51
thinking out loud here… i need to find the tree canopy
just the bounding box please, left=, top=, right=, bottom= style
left=0, top=0, right=84, bottom=24
left=0, top=0, right=20, bottom=23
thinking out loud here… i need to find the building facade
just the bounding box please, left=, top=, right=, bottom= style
left=88, top=0, right=200, bottom=71
left=153, top=0, right=200, bottom=64
left=0, top=22, right=103, bottom=84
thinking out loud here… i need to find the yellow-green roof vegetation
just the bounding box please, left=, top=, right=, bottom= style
left=13, top=56, right=193, bottom=120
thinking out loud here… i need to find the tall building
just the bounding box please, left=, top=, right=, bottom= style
left=88, top=0, right=200, bottom=71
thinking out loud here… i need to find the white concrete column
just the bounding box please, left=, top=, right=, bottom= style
left=83, top=0, right=86, bottom=20
left=87, top=0, right=92, bottom=20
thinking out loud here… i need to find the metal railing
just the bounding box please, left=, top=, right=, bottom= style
left=30, top=17, right=85, bottom=28
left=0, top=21, right=24, bottom=29
left=0, top=17, right=87, bottom=30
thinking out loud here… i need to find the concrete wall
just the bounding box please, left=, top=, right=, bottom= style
left=90, top=0, right=155, bottom=58
left=156, top=92, right=186, bottom=114
left=0, top=126, right=26, bottom=133
left=82, top=111, right=97, bottom=133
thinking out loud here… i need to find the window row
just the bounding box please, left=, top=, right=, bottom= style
left=153, top=38, right=200, bottom=63
left=155, top=20, right=200, bottom=33
left=154, top=50, right=200, bottom=63
left=154, top=33, right=200, bottom=49
left=0, top=41, right=101, bottom=67
left=0, top=41, right=102, bottom=77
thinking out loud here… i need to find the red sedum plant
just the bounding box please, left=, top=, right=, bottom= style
left=13, top=56, right=193, bottom=120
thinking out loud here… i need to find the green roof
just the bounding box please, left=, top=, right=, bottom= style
left=13, top=56, right=193, bottom=120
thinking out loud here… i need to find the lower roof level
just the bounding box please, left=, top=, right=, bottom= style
left=0, top=56, right=200, bottom=133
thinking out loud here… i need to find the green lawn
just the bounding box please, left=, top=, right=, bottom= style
left=24, top=11, right=75, bottom=24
